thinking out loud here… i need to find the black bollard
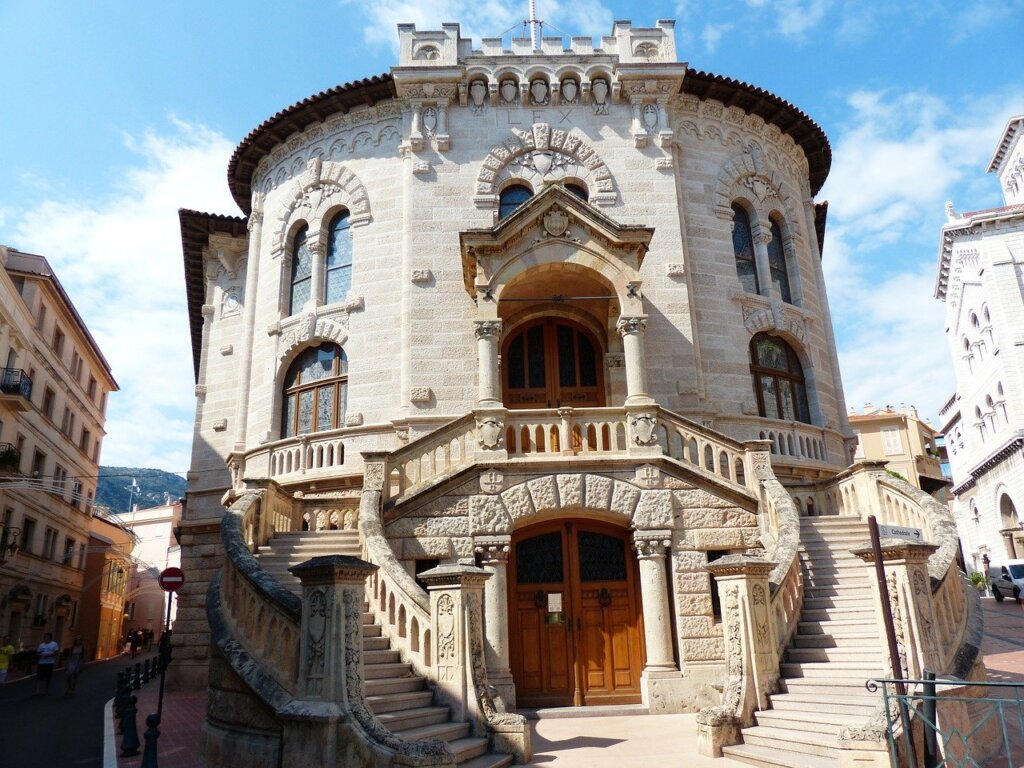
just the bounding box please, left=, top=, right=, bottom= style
left=120, top=695, right=141, bottom=756
left=140, top=714, right=160, bottom=768
left=133, top=662, right=142, bottom=690
left=114, top=672, right=127, bottom=718
left=142, top=659, right=150, bottom=684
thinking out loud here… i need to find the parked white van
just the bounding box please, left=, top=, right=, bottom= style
left=987, top=560, right=1024, bottom=602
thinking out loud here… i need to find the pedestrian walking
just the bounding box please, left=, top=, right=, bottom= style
left=34, top=632, right=59, bottom=694
left=0, top=635, right=14, bottom=683
left=130, top=630, right=141, bottom=659
left=65, top=636, right=85, bottom=696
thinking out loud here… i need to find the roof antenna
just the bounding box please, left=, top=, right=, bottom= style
left=528, top=0, right=540, bottom=50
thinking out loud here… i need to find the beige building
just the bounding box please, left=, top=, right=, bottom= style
left=848, top=404, right=950, bottom=499
left=177, top=20, right=979, bottom=768
left=0, top=246, right=118, bottom=654
left=121, top=499, right=183, bottom=635
left=78, top=515, right=134, bottom=660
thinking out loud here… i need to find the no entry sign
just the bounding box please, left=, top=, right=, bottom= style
left=158, top=567, right=186, bottom=592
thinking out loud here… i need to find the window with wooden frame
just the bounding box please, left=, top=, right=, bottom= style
left=281, top=343, right=347, bottom=438
left=749, top=333, right=811, bottom=424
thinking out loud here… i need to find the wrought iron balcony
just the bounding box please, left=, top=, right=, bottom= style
left=0, top=368, right=33, bottom=410
left=0, top=442, right=20, bottom=472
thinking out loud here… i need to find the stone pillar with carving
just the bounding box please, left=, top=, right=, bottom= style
left=474, top=535, right=515, bottom=710
left=307, top=240, right=324, bottom=308
left=633, top=531, right=686, bottom=711
left=474, top=319, right=502, bottom=407
left=697, top=555, right=779, bottom=758
left=751, top=225, right=774, bottom=300
left=278, top=555, right=378, bottom=768
left=851, top=540, right=941, bottom=679
left=617, top=315, right=651, bottom=406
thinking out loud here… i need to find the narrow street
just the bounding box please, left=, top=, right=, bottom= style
left=0, top=657, right=124, bottom=768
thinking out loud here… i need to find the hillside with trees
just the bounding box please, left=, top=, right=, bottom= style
left=96, top=466, right=187, bottom=513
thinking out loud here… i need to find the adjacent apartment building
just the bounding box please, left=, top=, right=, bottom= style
left=121, top=498, right=183, bottom=635
left=936, top=114, right=1024, bottom=575
left=0, top=245, right=118, bottom=653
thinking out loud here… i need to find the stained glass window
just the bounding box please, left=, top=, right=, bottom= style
left=289, top=225, right=312, bottom=315
left=499, top=185, right=532, bottom=220
left=281, top=343, right=348, bottom=438
left=749, top=333, right=811, bottom=425
left=732, top=204, right=759, bottom=294
left=767, top=218, right=792, bottom=304
left=325, top=211, right=352, bottom=304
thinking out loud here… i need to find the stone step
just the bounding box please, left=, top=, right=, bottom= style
left=364, top=675, right=428, bottom=696
left=754, top=709, right=847, bottom=735
left=393, top=720, right=472, bottom=743
left=364, top=649, right=402, bottom=665
left=366, top=690, right=436, bottom=714
left=457, top=754, right=515, bottom=768
left=801, top=607, right=876, bottom=622
left=780, top=662, right=881, bottom=679
left=785, top=647, right=884, bottom=664
left=363, top=636, right=391, bottom=652
left=363, top=624, right=382, bottom=638
left=791, top=633, right=880, bottom=649
left=741, top=725, right=839, bottom=758
left=448, top=737, right=490, bottom=763
left=363, top=662, right=416, bottom=680
left=803, top=595, right=874, bottom=609
left=362, top=611, right=376, bottom=624
left=770, top=693, right=877, bottom=716
left=801, top=582, right=870, bottom=595
left=375, top=705, right=451, bottom=731
left=798, top=619, right=882, bottom=635
left=778, top=676, right=879, bottom=693
left=722, top=743, right=838, bottom=768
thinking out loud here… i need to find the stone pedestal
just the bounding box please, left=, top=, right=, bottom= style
left=697, top=555, right=778, bottom=757
left=851, top=539, right=940, bottom=679
left=474, top=536, right=516, bottom=710
left=633, top=531, right=686, bottom=712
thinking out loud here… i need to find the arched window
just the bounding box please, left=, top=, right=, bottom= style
left=565, top=183, right=588, bottom=201
left=749, top=333, right=811, bottom=423
left=325, top=211, right=352, bottom=304
left=499, top=185, right=532, bottom=220
left=766, top=218, right=792, bottom=304
left=281, top=343, right=347, bottom=438
left=289, top=225, right=313, bottom=315
left=731, top=204, right=759, bottom=294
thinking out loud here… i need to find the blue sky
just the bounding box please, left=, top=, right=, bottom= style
left=1, top=0, right=1022, bottom=475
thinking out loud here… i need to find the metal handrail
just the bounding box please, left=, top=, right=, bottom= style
left=0, top=368, right=32, bottom=399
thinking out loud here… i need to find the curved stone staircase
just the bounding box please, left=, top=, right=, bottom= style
left=722, top=517, right=884, bottom=768
left=257, top=529, right=513, bottom=768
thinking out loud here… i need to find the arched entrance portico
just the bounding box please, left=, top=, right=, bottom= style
left=508, top=518, right=644, bottom=707
left=503, top=317, right=606, bottom=410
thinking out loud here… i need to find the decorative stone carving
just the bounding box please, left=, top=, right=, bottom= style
left=220, top=288, right=241, bottom=318
left=344, top=412, right=363, bottom=427
left=542, top=209, right=570, bottom=237
left=476, top=416, right=504, bottom=449
left=633, top=534, right=671, bottom=559
left=630, top=412, right=659, bottom=446
left=635, top=464, right=661, bottom=489
left=499, top=79, right=517, bottom=104
left=473, top=320, right=502, bottom=339
left=412, top=160, right=431, bottom=175
left=305, top=586, right=330, bottom=696
left=363, top=461, right=385, bottom=491
left=409, top=387, right=432, bottom=404
left=410, top=268, right=433, bottom=283
left=530, top=79, right=549, bottom=106
left=616, top=316, right=648, bottom=336
left=219, top=344, right=234, bottom=355
left=479, top=469, right=504, bottom=494
left=469, top=80, right=488, bottom=113
left=655, top=156, right=673, bottom=171
left=665, top=263, right=685, bottom=276
left=474, top=537, right=510, bottom=564
left=592, top=79, right=609, bottom=114
left=606, top=353, right=625, bottom=368
left=278, top=315, right=349, bottom=364
left=437, top=593, right=456, bottom=662
left=212, top=418, right=227, bottom=432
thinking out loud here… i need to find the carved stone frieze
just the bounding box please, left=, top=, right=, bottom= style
left=473, top=320, right=502, bottom=340
left=410, top=268, right=433, bottom=283
left=278, top=313, right=349, bottom=364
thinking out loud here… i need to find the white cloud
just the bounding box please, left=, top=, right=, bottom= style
left=700, top=23, right=733, bottom=53
left=7, top=120, right=237, bottom=473
left=349, top=0, right=615, bottom=50
left=821, top=87, right=1024, bottom=426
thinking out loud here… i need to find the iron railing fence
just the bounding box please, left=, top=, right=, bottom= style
left=870, top=675, right=1024, bottom=768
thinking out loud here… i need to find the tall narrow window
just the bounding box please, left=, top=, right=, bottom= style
left=750, top=333, right=811, bottom=424
left=731, top=204, right=759, bottom=293
left=499, top=185, right=532, bottom=220
left=288, top=225, right=313, bottom=315
left=767, top=218, right=792, bottom=303
left=281, top=343, right=347, bottom=438
left=325, top=211, right=353, bottom=305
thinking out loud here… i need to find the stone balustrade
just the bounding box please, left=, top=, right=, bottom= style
left=715, top=414, right=847, bottom=467
left=383, top=415, right=477, bottom=502
left=504, top=407, right=628, bottom=456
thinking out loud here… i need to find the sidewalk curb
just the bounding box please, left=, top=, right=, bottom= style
left=104, top=697, right=117, bottom=768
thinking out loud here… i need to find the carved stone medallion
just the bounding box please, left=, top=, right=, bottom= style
left=500, top=79, right=517, bottom=104
left=543, top=209, right=569, bottom=237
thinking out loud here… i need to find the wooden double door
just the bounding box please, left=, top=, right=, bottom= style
left=503, top=319, right=604, bottom=409
left=508, top=521, right=644, bottom=707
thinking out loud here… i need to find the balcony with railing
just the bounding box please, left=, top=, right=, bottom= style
left=0, top=442, right=20, bottom=474
left=0, top=368, right=33, bottom=410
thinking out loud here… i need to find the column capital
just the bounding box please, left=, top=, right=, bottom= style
left=474, top=535, right=511, bottom=565
left=473, top=319, right=503, bottom=339
left=616, top=315, right=648, bottom=337
left=306, top=239, right=324, bottom=257
left=633, top=530, right=672, bottom=559
left=246, top=211, right=263, bottom=231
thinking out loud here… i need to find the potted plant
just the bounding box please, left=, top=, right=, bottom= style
left=969, top=571, right=988, bottom=594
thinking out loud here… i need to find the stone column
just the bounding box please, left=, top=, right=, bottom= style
left=279, top=554, right=378, bottom=768
left=633, top=530, right=685, bottom=711
left=616, top=316, right=652, bottom=406
left=473, top=319, right=502, bottom=407
left=698, top=555, right=778, bottom=758
left=231, top=210, right=263, bottom=456
left=418, top=564, right=491, bottom=725
left=307, top=240, right=324, bottom=308
left=474, top=535, right=515, bottom=710
left=851, top=539, right=940, bottom=679
left=751, top=226, right=773, bottom=298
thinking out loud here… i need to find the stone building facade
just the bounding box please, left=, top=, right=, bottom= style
left=848, top=404, right=949, bottom=499
left=937, top=114, right=1024, bottom=575
left=0, top=246, right=118, bottom=655
left=179, top=20, right=979, bottom=768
